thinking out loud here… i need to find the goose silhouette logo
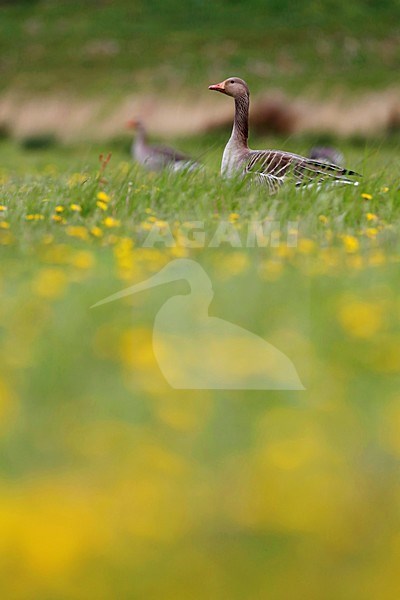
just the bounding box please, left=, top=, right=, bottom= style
left=92, top=258, right=304, bottom=390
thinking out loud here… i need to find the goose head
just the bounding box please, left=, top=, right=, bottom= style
left=126, top=118, right=145, bottom=133
left=208, top=77, right=249, bottom=98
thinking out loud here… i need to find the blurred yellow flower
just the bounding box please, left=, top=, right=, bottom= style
left=52, top=215, right=64, bottom=223
left=298, top=238, right=316, bottom=254
left=0, top=221, right=10, bottom=229
left=70, top=204, right=82, bottom=212
left=90, top=226, right=103, bottom=237
left=366, top=213, right=378, bottom=221
left=103, top=217, right=120, bottom=228
left=337, top=297, right=383, bottom=338
left=71, top=250, right=95, bottom=269
left=342, top=235, right=359, bottom=253
left=365, top=227, right=378, bottom=238
left=32, top=268, right=68, bottom=299
left=66, top=226, right=89, bottom=240
left=96, top=200, right=108, bottom=211
left=0, top=205, right=7, bottom=211
left=97, top=191, right=110, bottom=202
left=361, top=193, right=373, bottom=200
left=55, top=205, right=64, bottom=213
left=26, top=214, right=44, bottom=221
left=318, top=215, right=328, bottom=224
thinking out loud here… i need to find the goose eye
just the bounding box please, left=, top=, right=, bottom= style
left=230, top=80, right=235, bottom=84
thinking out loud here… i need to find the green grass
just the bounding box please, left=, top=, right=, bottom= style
left=1, top=0, right=399, bottom=96
left=0, top=136, right=400, bottom=596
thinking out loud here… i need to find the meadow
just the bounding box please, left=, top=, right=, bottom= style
left=0, top=131, right=400, bottom=598
left=1, top=0, right=400, bottom=597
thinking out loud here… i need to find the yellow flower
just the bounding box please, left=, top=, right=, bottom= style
left=32, top=268, right=68, bottom=299
left=361, top=193, right=373, bottom=200
left=90, top=226, right=103, bottom=238
left=342, top=235, right=359, bottom=253
left=70, top=204, right=82, bottom=212
left=366, top=213, right=378, bottom=221
left=96, top=200, right=108, bottom=211
left=318, top=215, right=328, bottom=224
left=229, top=212, right=240, bottom=222
left=145, top=208, right=153, bottom=214
left=381, top=186, right=389, bottom=193
left=66, top=226, right=89, bottom=240
left=0, top=205, right=7, bottom=211
left=298, top=238, right=316, bottom=254
left=337, top=298, right=383, bottom=338
left=71, top=250, right=95, bottom=269
left=103, top=217, right=120, bottom=228
left=55, top=205, right=64, bottom=213
left=52, top=215, right=64, bottom=223
left=365, top=227, right=378, bottom=238
left=26, top=214, right=44, bottom=221
left=0, top=221, right=10, bottom=229
left=97, top=191, right=110, bottom=202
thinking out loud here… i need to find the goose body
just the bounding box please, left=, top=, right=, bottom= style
left=209, top=77, right=360, bottom=192
left=128, top=119, right=200, bottom=172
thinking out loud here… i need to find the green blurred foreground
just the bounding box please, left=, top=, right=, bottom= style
left=0, top=138, right=400, bottom=598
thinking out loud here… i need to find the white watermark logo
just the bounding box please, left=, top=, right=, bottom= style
left=141, top=220, right=299, bottom=248
left=92, top=258, right=305, bottom=390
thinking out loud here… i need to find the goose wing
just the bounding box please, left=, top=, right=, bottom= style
left=245, top=149, right=360, bottom=190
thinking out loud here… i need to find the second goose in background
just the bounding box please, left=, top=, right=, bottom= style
left=127, top=119, right=200, bottom=172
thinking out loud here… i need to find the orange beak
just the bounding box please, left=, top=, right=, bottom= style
left=126, top=119, right=138, bottom=129
left=208, top=81, right=226, bottom=94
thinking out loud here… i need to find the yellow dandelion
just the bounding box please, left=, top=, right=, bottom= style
left=361, top=193, right=373, bottom=200
left=366, top=212, right=378, bottom=221
left=90, top=226, right=103, bottom=238
left=55, top=205, right=64, bottom=213
left=0, top=205, right=7, bottom=211
left=70, top=204, right=82, bottom=212
left=0, top=221, right=10, bottom=229
left=71, top=250, right=95, bottom=269
left=318, top=215, right=328, bottom=224
left=103, top=217, right=120, bottom=228
left=52, top=215, right=64, bottom=223
left=229, top=212, right=240, bottom=221
left=97, top=191, right=110, bottom=202
left=338, top=298, right=383, bottom=338
left=298, top=238, right=316, bottom=254
left=365, top=227, right=378, bottom=238
left=342, top=234, right=359, bottom=253
left=381, top=186, right=389, bottom=193
left=147, top=216, right=157, bottom=223
left=96, top=200, right=108, bottom=211
left=26, top=214, right=44, bottom=221
left=66, top=226, right=89, bottom=240
left=32, top=268, right=68, bottom=299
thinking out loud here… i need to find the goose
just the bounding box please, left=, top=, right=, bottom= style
left=127, top=119, right=200, bottom=172
left=208, top=77, right=360, bottom=192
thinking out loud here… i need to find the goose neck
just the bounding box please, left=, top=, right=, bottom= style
left=231, top=93, right=249, bottom=148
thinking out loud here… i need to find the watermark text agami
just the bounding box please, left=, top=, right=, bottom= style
left=142, top=219, right=299, bottom=248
